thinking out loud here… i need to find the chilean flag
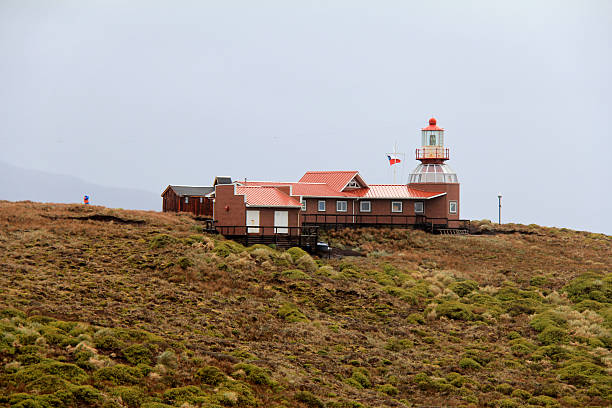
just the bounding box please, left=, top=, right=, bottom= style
left=387, top=155, right=401, bottom=165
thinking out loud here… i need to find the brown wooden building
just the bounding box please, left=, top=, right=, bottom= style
left=161, top=185, right=215, bottom=217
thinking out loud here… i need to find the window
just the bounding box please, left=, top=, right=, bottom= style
left=360, top=201, right=371, bottom=212
left=199, top=197, right=203, bottom=204
left=391, top=201, right=403, bottom=213
left=185, top=197, right=189, bottom=203
left=414, top=201, right=424, bottom=213
left=337, top=200, right=348, bottom=212
left=429, top=134, right=436, bottom=145
left=449, top=201, right=457, bottom=214
left=301, top=199, right=306, bottom=211
left=346, top=180, right=360, bottom=188
left=318, top=200, right=326, bottom=212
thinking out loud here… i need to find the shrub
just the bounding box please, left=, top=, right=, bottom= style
left=563, top=273, right=612, bottom=303
left=537, top=326, right=568, bottom=345
left=377, top=383, right=398, bottom=396
left=294, top=391, right=325, bottom=407
left=349, top=368, right=370, bottom=388
left=149, top=234, right=178, bottom=249
left=156, top=350, right=177, bottom=369
left=71, top=385, right=103, bottom=405
left=122, top=344, right=153, bottom=365
left=195, top=365, right=225, bottom=386
left=277, top=303, right=308, bottom=323
left=557, top=361, right=607, bottom=386
left=286, top=247, right=308, bottom=262
left=14, top=361, right=89, bottom=385
left=496, top=399, right=520, bottom=408
left=511, top=389, right=532, bottom=400
left=233, top=363, right=274, bottom=386
left=296, top=255, right=318, bottom=273
left=450, top=280, right=479, bottom=297
left=162, top=385, right=202, bottom=405
left=458, top=358, right=482, bottom=370
left=280, top=269, right=311, bottom=280
left=530, top=310, right=567, bottom=332
left=177, top=257, right=193, bottom=269
left=111, top=386, right=145, bottom=408
left=527, top=395, right=560, bottom=407
left=93, top=364, right=143, bottom=385
left=436, top=301, right=474, bottom=321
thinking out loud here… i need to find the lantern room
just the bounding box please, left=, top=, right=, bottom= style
left=410, top=117, right=458, bottom=184
left=416, top=117, right=449, bottom=162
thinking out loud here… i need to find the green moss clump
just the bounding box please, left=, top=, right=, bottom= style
left=215, top=240, right=246, bottom=257
left=377, top=383, right=398, bottom=396
left=458, top=358, right=482, bottom=370
left=14, top=361, right=89, bottom=385
left=177, top=257, right=193, bottom=269
left=563, top=273, right=612, bottom=303
left=530, top=311, right=567, bottom=332
left=286, top=247, right=308, bottom=262
left=449, top=280, right=479, bottom=297
left=162, top=385, right=203, bottom=405
left=526, top=395, right=560, bottom=407
left=347, top=368, right=370, bottom=388
left=233, top=363, right=274, bottom=386
left=436, top=301, right=474, bottom=321
left=277, top=303, right=308, bottom=323
left=537, top=326, right=568, bottom=345
left=149, top=234, right=178, bottom=249
left=195, top=365, right=225, bottom=386
left=111, top=386, right=145, bottom=408
left=556, top=361, right=607, bottom=387
left=294, top=391, right=325, bottom=407
left=122, top=344, right=153, bottom=365
left=213, top=380, right=257, bottom=407
left=93, top=364, right=143, bottom=385
left=385, top=337, right=413, bottom=352
left=280, top=269, right=311, bottom=280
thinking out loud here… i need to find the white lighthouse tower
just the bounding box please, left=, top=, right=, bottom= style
left=408, top=117, right=461, bottom=226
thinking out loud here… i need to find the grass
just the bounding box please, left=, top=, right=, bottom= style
left=0, top=201, right=610, bottom=407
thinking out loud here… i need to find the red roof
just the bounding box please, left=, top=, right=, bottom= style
left=235, top=186, right=301, bottom=207
left=299, top=171, right=367, bottom=191
left=356, top=185, right=445, bottom=199
left=238, top=181, right=444, bottom=200
left=422, top=117, right=444, bottom=131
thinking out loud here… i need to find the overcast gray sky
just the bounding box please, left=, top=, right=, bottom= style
left=1, top=0, right=611, bottom=234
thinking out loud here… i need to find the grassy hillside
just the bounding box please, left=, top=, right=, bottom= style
left=0, top=201, right=610, bottom=408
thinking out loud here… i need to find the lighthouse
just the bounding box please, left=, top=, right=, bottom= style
left=408, top=117, right=461, bottom=226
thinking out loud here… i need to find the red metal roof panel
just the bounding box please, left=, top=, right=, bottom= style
left=235, top=186, right=302, bottom=207
left=298, top=171, right=360, bottom=191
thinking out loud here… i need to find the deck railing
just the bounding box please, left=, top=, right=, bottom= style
left=301, top=213, right=470, bottom=231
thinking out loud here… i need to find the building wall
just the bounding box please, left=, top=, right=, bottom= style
left=408, top=183, right=460, bottom=225
left=162, top=189, right=213, bottom=216
left=214, top=184, right=247, bottom=231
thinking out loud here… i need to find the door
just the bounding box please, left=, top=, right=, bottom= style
left=274, top=210, right=289, bottom=234
left=246, top=210, right=260, bottom=233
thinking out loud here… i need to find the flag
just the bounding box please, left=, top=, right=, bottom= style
left=387, top=155, right=401, bottom=165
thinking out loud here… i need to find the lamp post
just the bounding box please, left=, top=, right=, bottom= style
left=497, top=193, right=502, bottom=225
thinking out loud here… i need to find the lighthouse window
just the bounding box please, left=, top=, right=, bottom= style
left=449, top=201, right=457, bottom=214
left=185, top=197, right=189, bottom=204
left=414, top=202, right=424, bottom=213
left=429, top=134, right=436, bottom=145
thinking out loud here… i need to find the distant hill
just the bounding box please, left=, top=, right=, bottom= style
left=0, top=161, right=160, bottom=210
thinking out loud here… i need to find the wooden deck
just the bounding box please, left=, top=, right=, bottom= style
left=213, top=225, right=319, bottom=250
